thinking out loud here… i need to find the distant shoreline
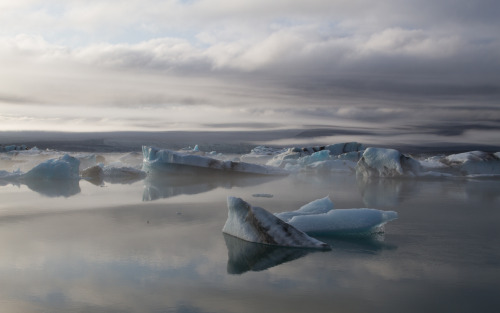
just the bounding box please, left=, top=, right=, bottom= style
left=1, top=130, right=499, bottom=154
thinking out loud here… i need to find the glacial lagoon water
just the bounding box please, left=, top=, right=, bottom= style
left=1, top=154, right=500, bottom=312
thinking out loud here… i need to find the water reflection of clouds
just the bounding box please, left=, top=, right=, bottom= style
left=0, top=195, right=498, bottom=313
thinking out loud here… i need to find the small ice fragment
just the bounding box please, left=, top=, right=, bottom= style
left=252, top=193, right=274, bottom=198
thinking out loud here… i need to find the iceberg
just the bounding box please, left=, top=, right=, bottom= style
left=142, top=146, right=288, bottom=176
left=276, top=196, right=398, bottom=236
left=22, top=154, right=80, bottom=180
left=356, top=147, right=421, bottom=177
left=442, top=151, right=500, bottom=175
left=222, top=197, right=330, bottom=249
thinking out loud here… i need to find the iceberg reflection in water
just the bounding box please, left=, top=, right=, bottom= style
left=23, top=178, right=81, bottom=198
left=223, top=233, right=317, bottom=275
left=143, top=174, right=283, bottom=201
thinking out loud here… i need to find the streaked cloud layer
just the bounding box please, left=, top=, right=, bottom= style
left=1, top=0, right=499, bottom=145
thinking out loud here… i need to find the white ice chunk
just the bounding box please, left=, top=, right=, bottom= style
left=222, top=197, right=330, bottom=249
left=288, top=208, right=398, bottom=236
left=143, top=146, right=288, bottom=176
left=276, top=196, right=334, bottom=222
left=22, top=154, right=80, bottom=180
left=356, top=147, right=421, bottom=177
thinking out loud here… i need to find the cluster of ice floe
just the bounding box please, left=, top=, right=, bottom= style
left=223, top=196, right=398, bottom=249
left=264, top=142, right=364, bottom=173
left=1, top=143, right=499, bottom=194
left=0, top=150, right=148, bottom=193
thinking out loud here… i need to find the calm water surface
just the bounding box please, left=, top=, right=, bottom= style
left=0, top=171, right=499, bottom=313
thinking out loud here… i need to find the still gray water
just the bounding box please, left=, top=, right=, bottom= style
left=1, top=164, right=499, bottom=313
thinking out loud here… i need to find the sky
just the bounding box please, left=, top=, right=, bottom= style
left=0, top=0, right=499, bottom=146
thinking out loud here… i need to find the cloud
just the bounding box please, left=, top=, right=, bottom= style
left=0, top=0, right=499, bottom=146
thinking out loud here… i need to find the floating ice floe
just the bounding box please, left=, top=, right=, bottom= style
left=142, top=146, right=288, bottom=176
left=276, top=196, right=398, bottom=236
left=356, top=147, right=421, bottom=177
left=222, top=197, right=330, bottom=249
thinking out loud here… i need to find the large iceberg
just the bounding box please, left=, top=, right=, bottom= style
left=142, top=146, right=288, bottom=176
left=276, top=196, right=398, bottom=236
left=356, top=147, right=421, bottom=177
left=222, top=197, right=330, bottom=249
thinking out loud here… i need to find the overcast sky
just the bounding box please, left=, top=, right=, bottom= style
left=1, top=0, right=499, bottom=145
